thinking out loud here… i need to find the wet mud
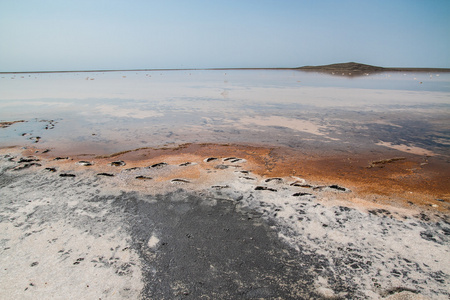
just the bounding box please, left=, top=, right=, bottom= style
left=1, top=146, right=449, bottom=299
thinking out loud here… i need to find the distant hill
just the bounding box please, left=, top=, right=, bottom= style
left=297, top=62, right=450, bottom=76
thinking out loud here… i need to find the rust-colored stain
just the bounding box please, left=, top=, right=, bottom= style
left=30, top=143, right=450, bottom=211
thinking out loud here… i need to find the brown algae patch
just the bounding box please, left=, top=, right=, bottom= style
left=7, top=142, right=450, bottom=213
left=1, top=144, right=450, bottom=299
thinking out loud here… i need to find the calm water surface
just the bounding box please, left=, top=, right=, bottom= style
left=1, top=70, right=449, bottom=156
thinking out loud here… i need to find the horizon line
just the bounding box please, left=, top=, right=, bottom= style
left=2, top=65, right=450, bottom=75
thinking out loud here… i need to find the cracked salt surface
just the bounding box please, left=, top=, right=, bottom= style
left=0, top=150, right=449, bottom=299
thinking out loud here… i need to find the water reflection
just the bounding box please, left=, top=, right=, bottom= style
left=0, top=70, right=449, bottom=156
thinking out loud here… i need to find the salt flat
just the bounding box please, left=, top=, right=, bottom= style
left=0, top=70, right=449, bottom=299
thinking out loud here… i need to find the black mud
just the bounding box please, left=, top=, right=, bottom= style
left=116, top=191, right=352, bottom=299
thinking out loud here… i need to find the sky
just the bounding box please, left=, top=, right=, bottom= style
left=0, top=0, right=449, bottom=72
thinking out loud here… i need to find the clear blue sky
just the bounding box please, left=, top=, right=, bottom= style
left=1, top=0, right=449, bottom=71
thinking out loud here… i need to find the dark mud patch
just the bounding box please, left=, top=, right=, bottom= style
left=150, top=162, right=168, bottom=169
left=110, top=160, right=126, bottom=167
left=116, top=191, right=352, bottom=299
left=254, top=186, right=278, bottom=192
left=97, top=172, right=115, bottom=177
left=59, top=173, right=76, bottom=177
left=0, top=120, right=26, bottom=128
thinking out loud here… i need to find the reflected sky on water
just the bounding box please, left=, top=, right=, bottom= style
left=1, top=70, right=449, bottom=156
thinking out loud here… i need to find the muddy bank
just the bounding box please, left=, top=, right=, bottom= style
left=24, top=142, right=450, bottom=211
left=1, top=145, right=449, bottom=299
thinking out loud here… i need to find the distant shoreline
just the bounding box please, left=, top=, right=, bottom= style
left=1, top=62, right=450, bottom=75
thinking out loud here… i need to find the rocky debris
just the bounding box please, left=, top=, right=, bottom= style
left=18, top=157, right=40, bottom=163
left=12, top=163, right=42, bottom=171
left=31, top=136, right=41, bottom=143
left=255, top=186, right=277, bottom=192
left=110, top=160, right=126, bottom=167
left=42, top=119, right=56, bottom=130
left=53, top=157, right=69, bottom=161
left=45, top=167, right=57, bottom=172
left=179, top=162, right=194, bottom=167
left=77, top=161, right=93, bottom=166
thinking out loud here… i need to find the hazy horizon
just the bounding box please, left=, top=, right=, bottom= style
left=1, top=0, right=450, bottom=72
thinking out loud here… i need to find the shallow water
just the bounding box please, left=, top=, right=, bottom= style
left=1, top=70, right=449, bottom=156
left=1, top=70, right=449, bottom=299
